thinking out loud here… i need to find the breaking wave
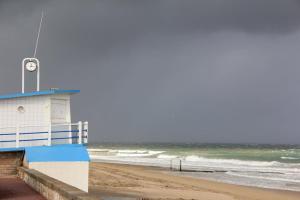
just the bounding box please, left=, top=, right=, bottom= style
left=281, top=156, right=299, bottom=160
left=185, top=155, right=280, bottom=167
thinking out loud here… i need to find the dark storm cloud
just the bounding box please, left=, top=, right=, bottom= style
left=0, top=0, right=300, bottom=144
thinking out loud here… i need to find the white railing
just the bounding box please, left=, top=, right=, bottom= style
left=0, top=121, right=88, bottom=149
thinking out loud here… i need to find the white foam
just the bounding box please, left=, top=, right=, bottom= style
left=109, top=149, right=165, bottom=157
left=185, top=155, right=280, bottom=167
left=157, top=154, right=178, bottom=159
left=88, top=148, right=111, bottom=152
left=281, top=156, right=299, bottom=160
left=117, top=150, right=144, bottom=153
left=226, top=171, right=300, bottom=183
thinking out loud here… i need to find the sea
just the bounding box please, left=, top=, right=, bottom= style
left=88, top=143, right=300, bottom=192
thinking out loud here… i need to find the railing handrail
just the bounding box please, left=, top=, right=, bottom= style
left=0, top=122, right=85, bottom=130
left=0, top=121, right=88, bottom=148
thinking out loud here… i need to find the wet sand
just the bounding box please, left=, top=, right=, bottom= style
left=89, top=162, right=300, bottom=200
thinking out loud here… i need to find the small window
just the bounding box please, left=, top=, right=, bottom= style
left=17, top=106, right=25, bottom=113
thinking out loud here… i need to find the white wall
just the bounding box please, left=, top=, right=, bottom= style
left=50, top=94, right=71, bottom=124
left=50, top=94, right=72, bottom=145
left=0, top=94, right=72, bottom=148
left=28, top=161, right=89, bottom=192
left=0, top=96, right=50, bottom=148
left=0, top=96, right=50, bottom=128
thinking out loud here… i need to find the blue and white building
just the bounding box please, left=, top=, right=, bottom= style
left=0, top=58, right=90, bottom=192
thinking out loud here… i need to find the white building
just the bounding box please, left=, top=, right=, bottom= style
left=0, top=58, right=90, bottom=192
left=0, top=89, right=88, bottom=148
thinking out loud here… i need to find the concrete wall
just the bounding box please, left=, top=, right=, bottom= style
left=18, top=167, right=96, bottom=200
left=28, top=161, right=89, bottom=192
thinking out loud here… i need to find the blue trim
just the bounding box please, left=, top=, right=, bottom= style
left=51, top=130, right=79, bottom=133
left=0, top=140, right=16, bottom=143
left=0, top=147, right=25, bottom=152
left=52, top=136, right=79, bottom=140
left=19, top=130, right=79, bottom=135
left=0, top=133, right=16, bottom=136
left=20, top=138, right=48, bottom=142
left=0, top=89, right=80, bottom=100
left=25, top=144, right=90, bottom=162
left=20, top=131, right=48, bottom=135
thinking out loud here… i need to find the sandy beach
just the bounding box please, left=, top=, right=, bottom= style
left=88, top=162, right=300, bottom=200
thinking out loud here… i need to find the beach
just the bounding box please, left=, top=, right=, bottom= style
left=88, top=162, right=300, bottom=200
left=88, top=144, right=300, bottom=191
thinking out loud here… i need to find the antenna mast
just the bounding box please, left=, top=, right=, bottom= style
left=34, top=11, right=44, bottom=58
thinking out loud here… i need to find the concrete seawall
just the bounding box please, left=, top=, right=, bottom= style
left=18, top=167, right=97, bottom=200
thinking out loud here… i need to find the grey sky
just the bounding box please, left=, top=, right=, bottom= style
left=0, top=0, right=300, bottom=144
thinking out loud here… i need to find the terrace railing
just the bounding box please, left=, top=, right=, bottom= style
left=0, top=121, right=88, bottom=149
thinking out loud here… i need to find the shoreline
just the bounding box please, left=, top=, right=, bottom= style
left=88, top=161, right=300, bottom=200
left=90, top=159, right=300, bottom=192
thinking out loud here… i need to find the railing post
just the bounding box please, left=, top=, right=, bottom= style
left=16, top=125, right=20, bottom=148
left=78, top=121, right=82, bottom=144
left=48, top=124, right=51, bottom=146
left=68, top=123, right=72, bottom=144
left=83, top=121, right=88, bottom=144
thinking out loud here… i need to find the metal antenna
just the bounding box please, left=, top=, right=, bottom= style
left=33, top=11, right=44, bottom=58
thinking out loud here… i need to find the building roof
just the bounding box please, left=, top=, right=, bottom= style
left=0, top=89, right=80, bottom=100
left=25, top=144, right=90, bottom=162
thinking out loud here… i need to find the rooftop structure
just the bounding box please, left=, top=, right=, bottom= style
left=0, top=54, right=90, bottom=191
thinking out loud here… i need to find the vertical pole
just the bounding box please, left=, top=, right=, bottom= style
left=36, top=63, right=40, bottom=91
left=83, top=121, right=88, bottom=144
left=78, top=121, right=82, bottom=144
left=179, top=159, right=182, bottom=172
left=16, top=125, right=20, bottom=148
left=170, top=159, right=173, bottom=170
left=22, top=59, right=25, bottom=93
left=48, top=124, right=51, bottom=146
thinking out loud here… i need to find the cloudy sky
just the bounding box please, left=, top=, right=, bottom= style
left=0, top=0, right=300, bottom=144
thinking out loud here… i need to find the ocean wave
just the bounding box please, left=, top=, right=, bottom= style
left=117, top=150, right=147, bottom=153
left=88, top=148, right=111, bottom=152
left=157, top=154, right=178, bottom=159
left=281, top=156, right=299, bottom=160
left=89, top=155, right=105, bottom=159
left=185, top=155, right=280, bottom=167
left=115, top=150, right=164, bottom=157
left=88, top=148, right=164, bottom=155
left=226, top=171, right=300, bottom=183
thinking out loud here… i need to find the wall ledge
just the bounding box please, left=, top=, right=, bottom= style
left=18, top=167, right=97, bottom=200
